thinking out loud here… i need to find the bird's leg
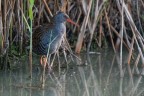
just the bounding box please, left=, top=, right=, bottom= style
left=40, top=55, right=46, bottom=88
left=40, top=55, right=53, bottom=72
left=40, top=55, right=47, bottom=68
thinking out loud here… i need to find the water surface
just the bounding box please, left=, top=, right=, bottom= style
left=0, top=49, right=144, bottom=96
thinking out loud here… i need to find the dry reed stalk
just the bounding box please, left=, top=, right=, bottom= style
left=140, top=0, right=144, bottom=7
left=127, top=62, right=133, bottom=78
left=37, top=1, right=45, bottom=25
left=110, top=25, right=130, bottom=50
left=104, top=10, right=116, bottom=52
left=133, top=34, right=144, bottom=65
left=3, top=0, right=7, bottom=42
left=43, top=9, right=51, bottom=22
left=19, top=0, right=24, bottom=54
left=6, top=3, right=13, bottom=54
left=127, top=36, right=134, bottom=64
left=75, top=0, right=92, bottom=53
left=73, top=7, right=81, bottom=33
left=81, top=0, right=87, bottom=15
left=115, top=0, right=124, bottom=52
left=0, top=0, right=3, bottom=55
left=115, top=0, right=144, bottom=70
left=119, top=0, right=124, bottom=72
left=16, top=0, right=21, bottom=54
left=1, top=0, right=10, bottom=57
left=42, top=0, right=53, bottom=17
left=2, top=0, right=7, bottom=54
left=87, top=0, right=105, bottom=53
left=97, top=17, right=102, bottom=47
left=124, top=2, right=144, bottom=64
left=54, top=0, right=58, bottom=12
left=9, top=0, right=14, bottom=47
left=136, top=0, right=144, bottom=35
left=132, top=54, right=140, bottom=74
left=123, top=27, right=131, bottom=48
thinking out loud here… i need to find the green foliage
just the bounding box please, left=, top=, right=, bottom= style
left=29, top=9, right=33, bottom=21
left=28, top=0, right=35, bottom=55
left=6, top=46, right=27, bottom=66
left=29, top=0, right=34, bottom=20
left=28, top=0, right=34, bottom=28
left=29, top=0, right=34, bottom=6
left=10, top=45, right=19, bottom=55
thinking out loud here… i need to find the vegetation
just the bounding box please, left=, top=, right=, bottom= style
left=0, top=0, right=144, bottom=72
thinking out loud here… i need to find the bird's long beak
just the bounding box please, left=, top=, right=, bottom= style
left=66, top=19, right=79, bottom=27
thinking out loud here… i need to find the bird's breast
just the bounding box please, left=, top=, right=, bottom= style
left=55, top=23, right=66, bottom=35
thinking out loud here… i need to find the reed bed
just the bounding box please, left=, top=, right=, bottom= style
left=0, top=0, right=144, bottom=72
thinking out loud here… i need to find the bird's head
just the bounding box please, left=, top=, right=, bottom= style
left=53, top=11, right=78, bottom=27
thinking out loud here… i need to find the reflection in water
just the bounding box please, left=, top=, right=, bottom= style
left=0, top=49, right=144, bottom=96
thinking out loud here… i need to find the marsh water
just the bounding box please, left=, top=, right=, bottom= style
left=0, top=49, right=144, bottom=96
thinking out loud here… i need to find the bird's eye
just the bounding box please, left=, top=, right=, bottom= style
left=64, top=15, right=68, bottom=19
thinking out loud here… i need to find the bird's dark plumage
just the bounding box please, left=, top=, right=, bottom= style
left=32, top=11, right=78, bottom=67
left=32, top=12, right=68, bottom=55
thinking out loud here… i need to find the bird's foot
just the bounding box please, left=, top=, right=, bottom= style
left=40, top=56, right=53, bottom=73
left=40, top=56, right=47, bottom=67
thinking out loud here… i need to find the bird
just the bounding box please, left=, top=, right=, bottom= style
left=32, top=11, right=78, bottom=69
